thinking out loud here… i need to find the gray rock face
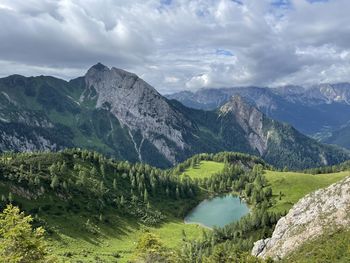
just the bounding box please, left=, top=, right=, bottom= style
left=252, top=176, right=350, bottom=260
left=0, top=131, right=58, bottom=152
left=84, top=64, right=193, bottom=164
left=167, top=86, right=278, bottom=111
left=274, top=83, right=350, bottom=105
left=220, top=96, right=268, bottom=155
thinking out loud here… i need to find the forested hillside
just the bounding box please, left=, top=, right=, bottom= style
left=0, top=149, right=349, bottom=262
left=0, top=149, right=283, bottom=262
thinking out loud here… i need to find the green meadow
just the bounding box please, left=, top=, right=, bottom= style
left=265, top=170, right=350, bottom=213
left=181, top=161, right=225, bottom=179
left=49, top=215, right=203, bottom=262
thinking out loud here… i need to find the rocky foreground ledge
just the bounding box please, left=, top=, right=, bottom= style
left=252, top=175, right=350, bottom=260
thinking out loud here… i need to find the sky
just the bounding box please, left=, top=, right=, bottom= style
left=0, top=0, right=350, bottom=94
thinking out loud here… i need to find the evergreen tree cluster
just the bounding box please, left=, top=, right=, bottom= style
left=300, top=160, right=350, bottom=174
left=0, top=149, right=200, bottom=226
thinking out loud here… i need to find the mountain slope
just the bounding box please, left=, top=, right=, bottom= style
left=167, top=85, right=350, bottom=138
left=84, top=64, right=195, bottom=165
left=0, top=64, right=348, bottom=169
left=324, top=123, right=350, bottom=149
left=0, top=150, right=270, bottom=262
left=217, top=96, right=349, bottom=169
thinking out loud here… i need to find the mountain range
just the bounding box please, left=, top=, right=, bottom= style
left=0, top=63, right=348, bottom=169
left=167, top=85, right=350, bottom=148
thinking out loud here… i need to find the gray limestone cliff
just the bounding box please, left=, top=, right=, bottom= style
left=83, top=63, right=193, bottom=164
left=220, top=95, right=269, bottom=155
left=252, top=176, right=350, bottom=260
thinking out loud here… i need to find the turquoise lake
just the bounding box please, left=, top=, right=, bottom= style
left=184, top=195, right=249, bottom=228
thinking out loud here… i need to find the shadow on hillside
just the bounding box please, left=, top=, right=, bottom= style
left=46, top=212, right=143, bottom=246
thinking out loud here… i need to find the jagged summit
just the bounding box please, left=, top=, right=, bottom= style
left=219, top=95, right=254, bottom=115
left=83, top=63, right=193, bottom=165
left=219, top=95, right=267, bottom=155
left=86, top=63, right=138, bottom=80
left=89, top=62, right=109, bottom=71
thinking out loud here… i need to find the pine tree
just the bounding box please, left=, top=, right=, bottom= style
left=176, top=187, right=180, bottom=199
left=91, top=167, right=98, bottom=177
left=8, top=192, right=13, bottom=203
left=120, top=195, right=125, bottom=206
left=60, top=162, right=68, bottom=174
left=100, top=164, right=106, bottom=178
left=50, top=175, right=59, bottom=189
left=99, top=182, right=105, bottom=195
left=34, top=176, right=40, bottom=186
left=143, top=189, right=149, bottom=203
left=0, top=205, right=54, bottom=262
left=113, top=178, right=117, bottom=190
left=48, top=163, right=58, bottom=176
left=163, top=186, right=168, bottom=197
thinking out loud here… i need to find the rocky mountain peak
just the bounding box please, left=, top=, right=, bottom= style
left=220, top=95, right=251, bottom=114
left=85, top=63, right=140, bottom=91
left=220, top=95, right=268, bottom=155
left=220, top=95, right=264, bottom=133
left=83, top=63, right=193, bottom=164
left=89, top=62, right=109, bottom=72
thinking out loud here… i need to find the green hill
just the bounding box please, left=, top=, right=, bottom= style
left=180, top=161, right=225, bottom=179
left=0, top=150, right=349, bottom=262
left=0, top=150, right=272, bottom=262
left=265, top=170, right=350, bottom=213
left=0, top=149, right=204, bottom=262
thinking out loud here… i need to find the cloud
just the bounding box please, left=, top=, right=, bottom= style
left=0, top=0, right=349, bottom=93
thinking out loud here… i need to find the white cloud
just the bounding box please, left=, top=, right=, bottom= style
left=0, top=0, right=349, bottom=93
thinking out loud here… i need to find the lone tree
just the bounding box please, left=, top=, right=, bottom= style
left=132, top=232, right=174, bottom=263
left=0, top=204, right=54, bottom=263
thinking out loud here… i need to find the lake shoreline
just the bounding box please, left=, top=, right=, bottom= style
left=183, top=194, right=250, bottom=229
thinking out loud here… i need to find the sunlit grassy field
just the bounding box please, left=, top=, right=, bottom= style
left=181, top=161, right=225, bottom=179
left=49, top=214, right=203, bottom=262
left=265, top=170, right=350, bottom=213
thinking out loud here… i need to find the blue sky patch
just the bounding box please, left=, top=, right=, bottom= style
left=160, top=0, right=172, bottom=6
left=216, top=49, right=234, bottom=56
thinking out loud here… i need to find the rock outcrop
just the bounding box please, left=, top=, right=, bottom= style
left=84, top=63, right=194, bottom=164
left=220, top=95, right=269, bottom=155
left=252, top=176, right=350, bottom=260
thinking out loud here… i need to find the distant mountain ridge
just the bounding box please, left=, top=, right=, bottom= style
left=167, top=83, right=350, bottom=110
left=0, top=63, right=348, bottom=169
left=166, top=84, right=350, bottom=148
